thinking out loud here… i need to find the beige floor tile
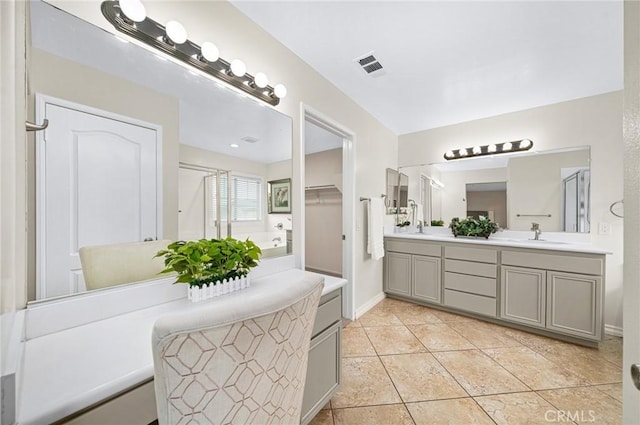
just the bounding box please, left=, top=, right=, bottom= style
left=538, top=386, right=622, bottom=425
left=380, top=353, right=467, bottom=402
left=483, top=346, right=586, bottom=390
left=475, top=392, right=558, bottom=425
left=407, top=398, right=495, bottom=425
left=408, top=323, right=476, bottom=352
left=599, top=336, right=623, bottom=367
left=502, top=327, right=565, bottom=351
left=321, top=401, right=332, bottom=410
left=594, top=383, right=622, bottom=403
left=358, top=309, right=404, bottom=327
left=447, top=321, right=522, bottom=349
left=342, top=328, right=377, bottom=357
left=433, top=350, right=529, bottom=396
left=532, top=342, right=622, bottom=385
left=343, top=319, right=363, bottom=329
left=309, top=409, right=334, bottom=425
left=375, top=297, right=412, bottom=310
left=331, top=357, right=401, bottom=408
left=364, top=326, right=426, bottom=355
left=333, top=404, right=415, bottom=425
left=392, top=304, right=442, bottom=325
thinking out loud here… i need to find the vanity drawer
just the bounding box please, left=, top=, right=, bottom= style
left=445, top=272, right=496, bottom=297
left=502, top=251, right=603, bottom=276
left=385, top=239, right=441, bottom=257
left=312, top=291, right=342, bottom=338
left=444, top=289, right=497, bottom=318
left=445, top=245, right=497, bottom=263
left=445, top=259, right=497, bottom=278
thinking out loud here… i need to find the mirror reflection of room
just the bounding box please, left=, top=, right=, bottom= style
left=27, top=1, right=292, bottom=301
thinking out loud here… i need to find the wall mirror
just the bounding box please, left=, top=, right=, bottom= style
left=385, top=168, right=409, bottom=214
left=400, top=146, right=590, bottom=232
left=27, top=1, right=293, bottom=302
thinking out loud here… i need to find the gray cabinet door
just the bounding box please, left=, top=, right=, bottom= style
left=546, top=271, right=602, bottom=340
left=412, top=255, right=441, bottom=304
left=384, top=252, right=411, bottom=296
left=501, top=266, right=546, bottom=329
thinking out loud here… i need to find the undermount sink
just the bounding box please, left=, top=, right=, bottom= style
left=526, top=239, right=569, bottom=244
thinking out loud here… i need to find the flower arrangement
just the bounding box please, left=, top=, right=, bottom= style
left=449, top=216, right=499, bottom=239
left=396, top=213, right=411, bottom=227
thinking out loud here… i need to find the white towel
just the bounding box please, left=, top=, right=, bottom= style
left=415, top=203, right=424, bottom=224
left=367, top=197, right=385, bottom=260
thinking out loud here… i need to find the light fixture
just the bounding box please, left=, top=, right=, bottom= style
left=443, top=139, right=534, bottom=161
left=230, top=59, right=246, bottom=77
left=230, top=143, right=239, bottom=148
left=274, top=83, right=287, bottom=99
left=101, top=0, right=284, bottom=106
left=200, top=42, right=219, bottom=62
left=254, top=72, right=268, bottom=88
left=119, top=0, right=146, bottom=22
left=165, top=20, right=187, bottom=45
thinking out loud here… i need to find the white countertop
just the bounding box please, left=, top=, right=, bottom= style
left=18, top=269, right=347, bottom=425
left=384, top=229, right=612, bottom=255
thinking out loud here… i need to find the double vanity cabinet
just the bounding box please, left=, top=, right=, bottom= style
left=384, top=235, right=607, bottom=344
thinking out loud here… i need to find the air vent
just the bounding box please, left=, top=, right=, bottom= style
left=241, top=136, right=259, bottom=144
left=353, top=51, right=386, bottom=77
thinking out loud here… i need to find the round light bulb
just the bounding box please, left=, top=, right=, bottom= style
left=473, top=146, right=482, bottom=155
left=503, top=142, right=513, bottom=151
left=254, top=72, right=269, bottom=89
left=488, top=144, right=497, bottom=153
left=445, top=150, right=454, bottom=159
left=274, top=83, right=287, bottom=98
left=165, top=20, right=187, bottom=44
left=120, top=0, right=146, bottom=22
left=459, top=148, right=468, bottom=157
left=230, top=143, right=239, bottom=148
left=200, top=42, right=219, bottom=62
left=520, top=139, right=532, bottom=149
left=230, top=59, right=246, bottom=77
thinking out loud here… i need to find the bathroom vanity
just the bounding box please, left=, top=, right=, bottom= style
left=384, top=233, right=609, bottom=345
left=17, top=269, right=345, bottom=425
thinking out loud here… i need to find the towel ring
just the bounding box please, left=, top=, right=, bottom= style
left=609, top=200, right=623, bottom=218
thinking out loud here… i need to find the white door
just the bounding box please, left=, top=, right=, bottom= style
left=37, top=100, right=160, bottom=299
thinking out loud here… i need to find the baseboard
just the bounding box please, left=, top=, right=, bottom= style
left=355, top=292, right=386, bottom=319
left=605, top=324, right=623, bottom=337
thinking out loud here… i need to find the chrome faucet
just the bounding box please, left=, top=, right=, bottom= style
left=417, top=221, right=424, bottom=233
left=531, top=222, right=541, bottom=240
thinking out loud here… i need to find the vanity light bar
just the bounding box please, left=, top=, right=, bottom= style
left=443, top=139, right=533, bottom=161
left=101, top=0, right=285, bottom=106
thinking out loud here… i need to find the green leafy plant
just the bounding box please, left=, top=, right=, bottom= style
left=431, top=219, right=445, bottom=227
left=155, top=237, right=262, bottom=288
left=396, top=213, right=411, bottom=227
left=449, top=216, right=499, bottom=239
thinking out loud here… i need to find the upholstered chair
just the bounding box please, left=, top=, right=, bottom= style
left=78, top=239, right=171, bottom=291
left=152, top=272, right=324, bottom=425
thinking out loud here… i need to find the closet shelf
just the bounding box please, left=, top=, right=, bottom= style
left=305, top=184, right=342, bottom=193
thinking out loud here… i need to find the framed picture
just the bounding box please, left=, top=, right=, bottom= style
left=268, top=178, right=291, bottom=214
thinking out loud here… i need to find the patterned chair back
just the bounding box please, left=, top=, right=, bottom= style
left=152, top=273, right=324, bottom=424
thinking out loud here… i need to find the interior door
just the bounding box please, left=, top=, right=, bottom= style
left=37, top=100, right=159, bottom=299
left=563, top=172, right=578, bottom=232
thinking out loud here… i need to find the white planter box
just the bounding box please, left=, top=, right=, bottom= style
left=187, top=275, right=251, bottom=302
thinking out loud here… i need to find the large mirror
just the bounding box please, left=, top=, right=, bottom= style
left=27, top=1, right=293, bottom=302
left=400, top=146, right=590, bottom=232
left=385, top=168, right=409, bottom=214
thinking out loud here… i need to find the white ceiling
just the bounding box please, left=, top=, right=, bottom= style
left=231, top=0, right=623, bottom=135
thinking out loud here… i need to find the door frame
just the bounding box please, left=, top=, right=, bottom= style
left=300, top=103, right=356, bottom=320
left=35, top=94, right=163, bottom=299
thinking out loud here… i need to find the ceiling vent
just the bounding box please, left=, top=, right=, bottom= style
left=241, top=136, right=259, bottom=144
left=354, top=52, right=386, bottom=77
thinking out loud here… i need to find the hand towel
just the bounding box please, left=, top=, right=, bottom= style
left=415, top=203, right=424, bottom=225
left=367, top=197, right=385, bottom=260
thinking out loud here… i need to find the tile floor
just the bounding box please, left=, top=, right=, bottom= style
left=309, top=297, right=622, bottom=425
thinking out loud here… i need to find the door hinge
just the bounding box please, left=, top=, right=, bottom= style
left=342, top=235, right=346, bottom=240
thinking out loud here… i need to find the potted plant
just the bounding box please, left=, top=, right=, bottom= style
left=431, top=219, right=445, bottom=227
left=449, top=216, right=499, bottom=239
left=155, top=237, right=262, bottom=302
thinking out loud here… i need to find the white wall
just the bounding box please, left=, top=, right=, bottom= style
left=467, top=191, right=507, bottom=227
left=46, top=0, right=399, bottom=314
left=399, top=91, right=624, bottom=331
